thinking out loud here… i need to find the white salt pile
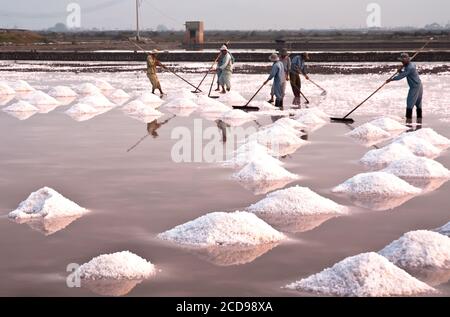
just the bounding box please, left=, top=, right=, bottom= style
left=359, top=143, right=417, bottom=169
left=196, top=95, right=230, bottom=113
left=168, top=88, right=196, bottom=100
left=110, top=89, right=130, bottom=101
left=409, top=128, right=450, bottom=150
left=3, top=100, right=38, bottom=113
left=76, top=83, right=102, bottom=95
left=393, top=134, right=441, bottom=158
left=162, top=97, right=198, bottom=109
left=220, top=109, right=257, bottom=121
left=345, top=123, right=391, bottom=142
left=8, top=187, right=89, bottom=220
left=382, top=157, right=450, bottom=179
left=122, top=100, right=162, bottom=117
left=250, top=124, right=307, bottom=154
left=368, top=117, right=408, bottom=132
left=247, top=100, right=277, bottom=111
left=10, top=80, right=34, bottom=92
left=295, top=112, right=327, bottom=129
left=296, top=107, right=330, bottom=120
left=66, top=103, right=99, bottom=115
left=272, top=117, right=307, bottom=131
left=232, top=158, right=298, bottom=183
left=248, top=186, right=348, bottom=217
left=219, top=91, right=247, bottom=104
left=158, top=211, right=285, bottom=247
left=379, top=230, right=450, bottom=272
left=0, top=82, right=15, bottom=95
left=136, top=92, right=163, bottom=107
left=436, top=222, right=450, bottom=237
left=94, top=79, right=115, bottom=91
left=21, top=90, right=60, bottom=107
left=79, top=251, right=155, bottom=280
left=79, top=94, right=115, bottom=108
left=285, top=252, right=435, bottom=297
left=222, top=141, right=283, bottom=168
left=48, top=86, right=77, bottom=98
left=332, top=172, right=421, bottom=196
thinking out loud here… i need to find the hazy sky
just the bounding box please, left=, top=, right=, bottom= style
left=0, top=0, right=448, bottom=30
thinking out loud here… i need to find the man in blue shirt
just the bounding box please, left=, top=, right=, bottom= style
left=386, top=52, right=423, bottom=119
left=290, top=53, right=309, bottom=107
left=264, top=53, right=286, bottom=109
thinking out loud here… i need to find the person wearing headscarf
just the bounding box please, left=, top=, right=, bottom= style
left=268, top=48, right=291, bottom=103
left=217, top=45, right=234, bottom=94
left=264, top=53, right=286, bottom=109
left=146, top=49, right=165, bottom=96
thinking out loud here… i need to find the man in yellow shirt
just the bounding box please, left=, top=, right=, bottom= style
left=146, top=50, right=165, bottom=96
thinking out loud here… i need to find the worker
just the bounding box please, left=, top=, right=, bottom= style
left=215, top=43, right=235, bottom=92
left=264, top=53, right=286, bottom=109
left=146, top=49, right=165, bottom=96
left=290, top=52, right=310, bottom=106
left=217, top=45, right=233, bottom=94
left=386, top=52, right=423, bottom=120
left=268, top=49, right=291, bottom=103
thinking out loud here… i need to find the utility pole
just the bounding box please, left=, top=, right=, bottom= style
left=135, top=0, right=140, bottom=41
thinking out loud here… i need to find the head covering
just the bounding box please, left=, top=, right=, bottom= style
left=269, top=53, right=280, bottom=62
left=150, top=49, right=160, bottom=55
left=220, top=45, right=228, bottom=51
left=279, top=48, right=289, bottom=56
left=398, top=52, right=410, bottom=62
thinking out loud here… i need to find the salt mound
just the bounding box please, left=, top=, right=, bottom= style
left=122, top=100, right=161, bottom=115
left=332, top=172, right=421, bottom=196
left=393, top=134, right=441, bottom=158
left=232, top=158, right=298, bottom=183
left=168, top=88, right=196, bottom=100
left=136, top=92, right=163, bottom=106
left=21, top=90, right=60, bottom=106
left=197, top=95, right=230, bottom=113
left=66, top=103, right=99, bottom=115
left=382, top=157, right=450, bottom=179
left=248, top=186, right=348, bottom=217
left=79, top=94, right=115, bottom=108
left=368, top=117, right=408, bottom=132
left=162, top=97, right=198, bottom=109
left=360, top=143, right=417, bottom=168
left=346, top=123, right=391, bottom=141
left=94, top=79, right=115, bottom=91
left=3, top=100, right=38, bottom=112
left=250, top=124, right=306, bottom=151
left=410, top=128, right=450, bottom=150
left=285, top=252, right=435, bottom=296
left=10, top=80, right=34, bottom=92
left=222, top=142, right=283, bottom=168
left=0, top=82, right=15, bottom=95
left=379, top=230, right=450, bottom=272
left=8, top=187, right=89, bottom=220
left=76, top=83, right=102, bottom=95
left=295, top=112, right=327, bottom=128
left=110, top=89, right=130, bottom=100
left=296, top=107, right=330, bottom=120
left=48, top=86, right=77, bottom=97
left=158, top=211, right=285, bottom=247
left=272, top=117, right=307, bottom=130
left=79, top=251, right=155, bottom=280
left=436, top=222, right=450, bottom=237
left=220, top=109, right=257, bottom=121
left=247, top=100, right=277, bottom=111
left=219, top=91, right=247, bottom=104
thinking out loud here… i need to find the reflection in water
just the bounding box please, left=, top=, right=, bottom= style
left=66, top=112, right=101, bottom=122
left=215, top=119, right=230, bottom=143
left=189, top=243, right=280, bottom=266
left=256, top=213, right=338, bottom=233
left=82, top=278, right=143, bottom=296
left=3, top=110, right=37, bottom=121
left=343, top=193, right=417, bottom=211
left=406, top=118, right=423, bottom=132
left=10, top=215, right=83, bottom=236
left=35, top=104, right=59, bottom=114
left=237, top=179, right=295, bottom=195
left=127, top=115, right=175, bottom=152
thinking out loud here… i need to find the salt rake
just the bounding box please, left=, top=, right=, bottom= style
left=308, top=78, right=327, bottom=96
left=207, top=71, right=220, bottom=99
left=330, top=37, right=434, bottom=124
left=232, top=82, right=266, bottom=112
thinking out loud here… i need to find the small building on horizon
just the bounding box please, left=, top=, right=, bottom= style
left=184, top=21, right=204, bottom=48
